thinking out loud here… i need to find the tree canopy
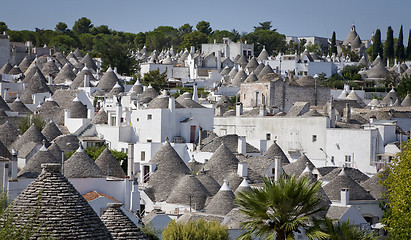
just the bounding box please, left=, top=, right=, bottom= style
left=384, top=26, right=394, bottom=63
left=383, top=140, right=411, bottom=238
left=395, top=25, right=405, bottom=61
left=371, top=29, right=383, bottom=61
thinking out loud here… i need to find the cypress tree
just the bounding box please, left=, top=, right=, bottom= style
left=384, top=26, right=394, bottom=63
left=372, top=29, right=383, bottom=61
left=396, top=25, right=405, bottom=61
left=330, top=31, right=337, bottom=56
left=406, top=29, right=411, bottom=60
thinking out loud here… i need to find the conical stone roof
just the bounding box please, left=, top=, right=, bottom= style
left=253, top=63, right=265, bottom=76
left=231, top=68, right=247, bottom=87
left=92, top=108, right=108, bottom=124
left=0, top=95, right=11, bottom=111
left=47, top=142, right=64, bottom=162
left=244, top=72, right=258, bottom=82
left=10, top=97, right=31, bottom=113
left=81, top=53, right=97, bottom=72
left=401, top=94, right=411, bottom=107
left=220, top=66, right=231, bottom=75
left=41, top=120, right=62, bottom=142
left=343, top=25, right=361, bottom=47
left=9, top=163, right=114, bottom=239
left=8, top=65, right=22, bottom=75
left=18, top=56, right=32, bottom=72
left=234, top=178, right=252, bottom=195
left=345, top=89, right=365, bottom=106
left=0, top=61, right=12, bottom=74
left=282, top=153, right=315, bottom=177
left=323, top=168, right=374, bottom=201
left=71, top=66, right=96, bottom=89
left=20, top=71, right=51, bottom=104
left=176, top=95, right=205, bottom=108
left=12, top=124, right=47, bottom=152
left=139, top=85, right=159, bottom=100
left=95, top=148, right=126, bottom=178
left=41, top=60, right=60, bottom=78
left=204, top=181, right=235, bottom=215
left=132, top=80, right=143, bottom=94
left=196, top=171, right=220, bottom=196
left=245, top=57, right=259, bottom=72
left=54, top=63, right=77, bottom=84
left=35, top=98, right=64, bottom=124
left=18, top=143, right=59, bottom=178
left=166, top=175, right=211, bottom=210
left=147, top=141, right=191, bottom=201
left=53, top=134, right=80, bottom=153
left=263, top=140, right=290, bottom=164
left=53, top=51, right=70, bottom=66
left=0, top=139, right=11, bottom=160
left=204, top=144, right=239, bottom=184
left=257, top=64, right=274, bottom=79
left=0, top=121, right=20, bottom=149
left=73, top=48, right=84, bottom=59
left=257, top=47, right=269, bottom=61
left=366, top=62, right=390, bottom=78
left=64, top=146, right=104, bottom=178
left=69, top=97, right=88, bottom=118
left=228, top=67, right=238, bottom=80
left=23, top=65, right=43, bottom=84
left=321, top=167, right=369, bottom=183
left=381, top=88, right=400, bottom=106
left=100, top=203, right=147, bottom=240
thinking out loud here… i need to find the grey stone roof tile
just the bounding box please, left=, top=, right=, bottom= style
left=95, top=148, right=126, bottom=178
left=101, top=203, right=147, bottom=240
left=64, top=146, right=104, bottom=178
left=9, top=163, right=114, bottom=239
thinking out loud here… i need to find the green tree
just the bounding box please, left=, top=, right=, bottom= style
left=50, top=35, right=76, bottom=52
left=94, top=34, right=138, bottom=75
left=78, top=33, right=94, bottom=51
left=89, top=25, right=111, bottom=35
left=181, top=31, right=208, bottom=51
left=330, top=31, right=337, bottom=56
left=18, top=114, right=46, bottom=133
left=382, top=140, right=411, bottom=238
left=322, top=219, right=377, bottom=240
left=196, top=21, right=212, bottom=36
left=142, top=70, right=167, bottom=91
left=235, top=176, right=328, bottom=240
left=178, top=23, right=193, bottom=35
left=396, top=25, right=405, bottom=61
left=342, top=65, right=362, bottom=80
left=209, top=30, right=237, bottom=43
left=396, top=75, right=411, bottom=98
left=244, top=29, right=286, bottom=57
left=134, top=32, right=146, bottom=50
left=384, top=26, right=394, bottom=63
left=372, top=29, right=383, bottom=61
left=406, top=29, right=411, bottom=60
left=0, top=22, right=7, bottom=33
left=73, top=17, right=93, bottom=35
left=145, top=31, right=169, bottom=51
left=162, top=219, right=229, bottom=240
left=254, top=21, right=276, bottom=31
left=55, top=22, right=68, bottom=33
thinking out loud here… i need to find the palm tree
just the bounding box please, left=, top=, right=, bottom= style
left=322, top=219, right=378, bottom=240
left=235, top=175, right=328, bottom=240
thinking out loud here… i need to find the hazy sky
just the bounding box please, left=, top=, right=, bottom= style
left=1, top=0, right=410, bottom=41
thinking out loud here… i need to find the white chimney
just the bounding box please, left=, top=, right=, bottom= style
left=48, top=76, right=53, bottom=85
left=3, top=88, right=9, bottom=101
left=238, top=136, right=246, bottom=155
left=237, top=162, right=248, bottom=178
left=236, top=102, right=243, bottom=116
left=341, top=188, right=349, bottom=206
left=168, top=96, right=175, bottom=111
left=127, top=143, right=134, bottom=177
left=11, top=149, right=18, bottom=180
left=192, top=83, right=199, bottom=102
left=274, top=156, right=282, bottom=182
left=83, top=74, right=90, bottom=87
left=116, top=103, right=122, bottom=126
left=130, top=179, right=140, bottom=213
left=190, top=46, right=195, bottom=53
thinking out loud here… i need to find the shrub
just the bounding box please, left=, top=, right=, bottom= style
left=162, top=219, right=229, bottom=240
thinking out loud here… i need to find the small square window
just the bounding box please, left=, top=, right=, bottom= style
left=147, top=139, right=152, bottom=143
left=136, top=118, right=139, bottom=122
left=141, top=151, right=146, bottom=161
left=147, top=114, right=152, bottom=120
left=312, top=135, right=317, bottom=142
left=266, top=133, right=271, bottom=140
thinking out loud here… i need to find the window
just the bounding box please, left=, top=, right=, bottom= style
left=147, top=114, right=152, bottom=120
left=243, top=94, right=246, bottom=99
left=345, top=155, right=352, bottom=167
left=141, top=151, right=146, bottom=161
left=331, top=156, right=334, bottom=163
left=147, top=139, right=152, bottom=143
left=266, top=133, right=271, bottom=140
left=136, top=118, right=139, bottom=122
left=312, top=135, right=317, bottom=142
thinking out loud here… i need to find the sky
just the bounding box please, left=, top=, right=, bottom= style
left=1, top=0, right=410, bottom=41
